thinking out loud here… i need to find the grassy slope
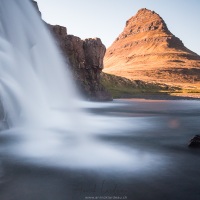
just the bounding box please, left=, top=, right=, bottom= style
left=101, top=72, right=182, bottom=98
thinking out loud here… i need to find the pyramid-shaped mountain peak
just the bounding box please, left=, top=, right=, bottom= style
left=103, top=8, right=200, bottom=88
left=115, top=8, right=174, bottom=45
left=124, top=8, right=170, bottom=34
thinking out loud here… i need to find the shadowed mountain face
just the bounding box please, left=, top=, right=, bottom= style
left=104, top=8, right=200, bottom=88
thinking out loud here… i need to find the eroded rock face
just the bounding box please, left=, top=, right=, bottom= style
left=32, top=1, right=112, bottom=101
left=49, top=25, right=111, bottom=100
left=104, top=8, right=200, bottom=88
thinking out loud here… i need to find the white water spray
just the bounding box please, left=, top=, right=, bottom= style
left=0, top=0, right=144, bottom=169
left=0, top=0, right=83, bottom=129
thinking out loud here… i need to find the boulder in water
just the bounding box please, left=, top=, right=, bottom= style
left=188, top=135, right=200, bottom=148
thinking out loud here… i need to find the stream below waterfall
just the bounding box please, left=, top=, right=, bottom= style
left=0, top=99, right=200, bottom=200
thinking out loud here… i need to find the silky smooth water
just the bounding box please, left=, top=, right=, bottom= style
left=0, top=0, right=81, bottom=128
left=0, top=99, right=200, bottom=200
left=0, top=0, right=137, bottom=168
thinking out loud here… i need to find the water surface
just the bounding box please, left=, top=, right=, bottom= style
left=0, top=99, right=200, bottom=200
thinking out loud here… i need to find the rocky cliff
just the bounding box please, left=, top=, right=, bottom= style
left=33, top=1, right=112, bottom=101
left=104, top=8, right=200, bottom=89
left=49, top=25, right=111, bottom=101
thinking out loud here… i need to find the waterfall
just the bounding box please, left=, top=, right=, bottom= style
left=0, top=0, right=82, bottom=129
left=0, top=0, right=133, bottom=169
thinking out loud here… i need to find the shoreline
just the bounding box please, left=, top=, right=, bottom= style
left=114, top=93, right=200, bottom=101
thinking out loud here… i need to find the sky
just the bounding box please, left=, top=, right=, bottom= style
left=36, top=0, right=200, bottom=55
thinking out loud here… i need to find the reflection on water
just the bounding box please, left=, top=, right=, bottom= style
left=1, top=99, right=200, bottom=200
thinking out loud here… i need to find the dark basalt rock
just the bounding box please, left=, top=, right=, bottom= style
left=188, top=135, right=200, bottom=148
left=32, top=1, right=112, bottom=101
left=32, top=0, right=41, bottom=17
left=49, top=25, right=112, bottom=101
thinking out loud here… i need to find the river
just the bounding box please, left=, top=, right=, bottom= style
left=0, top=99, right=200, bottom=200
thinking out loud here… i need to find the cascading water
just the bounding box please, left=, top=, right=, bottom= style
left=0, top=0, right=139, bottom=169
left=0, top=0, right=82, bottom=129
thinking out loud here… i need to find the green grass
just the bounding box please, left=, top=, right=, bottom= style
left=101, top=73, right=180, bottom=98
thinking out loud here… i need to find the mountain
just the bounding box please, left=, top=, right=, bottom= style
left=103, top=8, right=200, bottom=89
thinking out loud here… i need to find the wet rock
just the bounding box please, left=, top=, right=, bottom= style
left=188, top=135, right=200, bottom=148
left=0, top=101, right=8, bottom=131
left=32, top=1, right=41, bottom=17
